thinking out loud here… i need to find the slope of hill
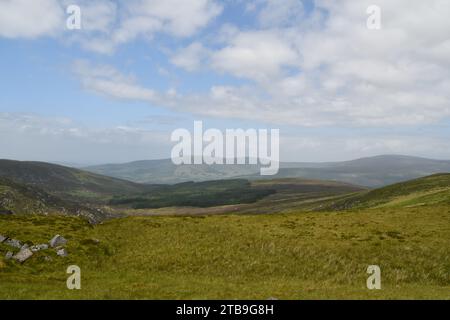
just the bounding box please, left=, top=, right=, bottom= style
left=83, top=155, right=450, bottom=187
left=0, top=160, right=151, bottom=203
left=0, top=178, right=113, bottom=222
left=322, top=173, right=450, bottom=210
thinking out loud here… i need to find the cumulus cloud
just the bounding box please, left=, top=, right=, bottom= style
left=171, top=42, right=210, bottom=72
left=72, top=60, right=157, bottom=101
left=211, top=30, right=300, bottom=81
left=0, top=0, right=222, bottom=53
left=170, top=0, right=450, bottom=127
left=75, top=0, right=223, bottom=54
left=0, top=0, right=64, bottom=38
left=11, top=0, right=449, bottom=128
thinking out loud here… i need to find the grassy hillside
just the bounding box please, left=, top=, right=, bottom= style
left=0, top=178, right=116, bottom=222
left=0, top=207, right=448, bottom=299
left=323, top=174, right=450, bottom=211
left=0, top=160, right=151, bottom=203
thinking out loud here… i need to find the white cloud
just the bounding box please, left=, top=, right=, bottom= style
left=188, top=0, right=450, bottom=126
left=0, top=0, right=64, bottom=38
left=78, top=0, right=223, bottom=54
left=211, top=30, right=300, bottom=81
left=73, top=60, right=157, bottom=101
left=0, top=0, right=222, bottom=54
left=171, top=42, right=209, bottom=72
left=69, top=0, right=450, bottom=127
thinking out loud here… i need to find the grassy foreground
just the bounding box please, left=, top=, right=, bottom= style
left=0, top=207, right=449, bottom=300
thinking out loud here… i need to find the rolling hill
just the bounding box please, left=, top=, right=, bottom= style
left=83, top=155, right=450, bottom=187
left=0, top=160, right=151, bottom=203
left=0, top=177, right=114, bottom=222
left=321, top=173, right=450, bottom=210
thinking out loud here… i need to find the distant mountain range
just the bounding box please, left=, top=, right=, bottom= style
left=84, top=155, right=450, bottom=187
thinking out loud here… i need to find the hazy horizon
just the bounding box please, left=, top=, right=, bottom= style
left=1, top=153, right=450, bottom=169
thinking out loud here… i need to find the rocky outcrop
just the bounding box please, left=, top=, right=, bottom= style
left=2, top=234, right=68, bottom=262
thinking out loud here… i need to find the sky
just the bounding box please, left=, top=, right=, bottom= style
left=0, top=0, right=449, bottom=165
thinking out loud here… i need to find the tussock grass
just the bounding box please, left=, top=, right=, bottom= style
left=1, top=206, right=449, bottom=300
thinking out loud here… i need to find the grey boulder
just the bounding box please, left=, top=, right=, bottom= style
left=13, top=248, right=33, bottom=263
left=56, top=248, right=68, bottom=257
left=5, top=251, right=13, bottom=260
left=50, top=235, right=67, bottom=248
left=0, top=234, right=6, bottom=243
left=5, top=238, right=22, bottom=249
left=30, top=244, right=49, bottom=252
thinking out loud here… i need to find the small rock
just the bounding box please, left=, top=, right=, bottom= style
left=30, top=244, right=49, bottom=252
left=0, top=234, right=6, bottom=243
left=50, top=235, right=67, bottom=248
left=56, top=248, right=68, bottom=257
left=44, top=256, right=53, bottom=262
left=21, top=244, right=29, bottom=250
left=13, top=248, right=33, bottom=263
left=5, top=238, right=22, bottom=249
left=5, top=251, right=13, bottom=260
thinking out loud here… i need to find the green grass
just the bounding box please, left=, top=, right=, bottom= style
left=1, top=206, right=449, bottom=300
left=323, top=174, right=450, bottom=210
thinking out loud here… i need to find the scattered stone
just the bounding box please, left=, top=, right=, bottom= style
left=0, top=234, right=6, bottom=243
left=13, top=248, right=33, bottom=263
left=56, top=248, right=68, bottom=257
left=5, top=238, right=22, bottom=249
left=21, top=244, right=29, bottom=250
left=30, top=244, right=49, bottom=252
left=50, top=235, right=67, bottom=248
left=5, top=251, right=13, bottom=260
left=44, top=256, right=53, bottom=262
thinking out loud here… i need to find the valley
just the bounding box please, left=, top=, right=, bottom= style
left=0, top=157, right=449, bottom=299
